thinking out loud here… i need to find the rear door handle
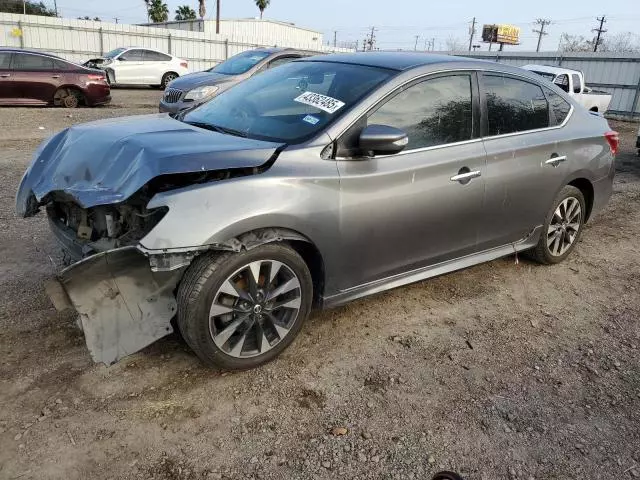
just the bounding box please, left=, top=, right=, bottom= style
left=450, top=170, right=481, bottom=183
left=545, top=155, right=567, bottom=167
left=51, top=75, right=61, bottom=79
left=0, top=73, right=9, bottom=78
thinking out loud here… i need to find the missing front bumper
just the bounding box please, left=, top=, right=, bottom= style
left=54, top=247, right=184, bottom=365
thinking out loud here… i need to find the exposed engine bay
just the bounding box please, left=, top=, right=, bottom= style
left=43, top=171, right=235, bottom=262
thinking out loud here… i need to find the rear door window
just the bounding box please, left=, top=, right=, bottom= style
left=483, top=75, right=549, bottom=136
left=544, top=88, right=572, bottom=125
left=144, top=50, right=172, bottom=62
left=13, top=53, right=54, bottom=70
left=368, top=74, right=474, bottom=150
left=0, top=52, right=12, bottom=69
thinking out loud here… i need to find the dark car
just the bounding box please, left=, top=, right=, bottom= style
left=0, top=48, right=110, bottom=108
left=159, top=47, right=317, bottom=114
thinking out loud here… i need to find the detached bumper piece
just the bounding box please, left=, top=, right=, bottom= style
left=57, top=247, right=182, bottom=365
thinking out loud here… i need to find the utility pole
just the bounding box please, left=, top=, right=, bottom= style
left=333, top=31, right=337, bottom=48
left=364, top=26, right=376, bottom=51
left=592, top=15, right=606, bottom=52
left=22, top=0, right=26, bottom=14
left=468, top=17, right=476, bottom=52
left=216, top=0, right=221, bottom=34
left=414, top=35, right=419, bottom=51
left=53, top=0, right=58, bottom=16
left=114, top=17, right=119, bottom=24
left=533, top=18, right=551, bottom=52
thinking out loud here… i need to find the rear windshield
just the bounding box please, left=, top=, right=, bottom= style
left=104, top=48, right=127, bottom=59
left=184, top=61, right=394, bottom=144
left=208, top=50, right=271, bottom=75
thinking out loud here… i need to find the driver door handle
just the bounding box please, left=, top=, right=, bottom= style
left=545, top=155, right=567, bottom=167
left=0, top=73, right=9, bottom=78
left=450, top=170, right=481, bottom=183
left=51, top=75, right=61, bottom=79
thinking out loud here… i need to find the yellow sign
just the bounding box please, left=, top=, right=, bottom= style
left=496, top=24, right=520, bottom=44
left=10, top=27, right=23, bottom=37
left=482, top=24, right=520, bottom=45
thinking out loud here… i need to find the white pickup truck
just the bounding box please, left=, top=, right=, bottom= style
left=522, top=64, right=612, bottom=113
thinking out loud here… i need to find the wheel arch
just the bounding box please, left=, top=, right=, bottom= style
left=217, top=227, right=326, bottom=308
left=567, top=177, right=595, bottom=221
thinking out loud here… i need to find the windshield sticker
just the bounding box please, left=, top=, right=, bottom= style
left=294, top=91, right=345, bottom=114
left=302, top=115, right=320, bottom=125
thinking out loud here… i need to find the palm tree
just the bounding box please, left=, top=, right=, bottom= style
left=254, top=0, right=270, bottom=19
left=146, top=0, right=169, bottom=23
left=175, top=5, right=197, bottom=21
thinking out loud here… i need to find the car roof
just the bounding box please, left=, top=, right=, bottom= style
left=301, top=51, right=484, bottom=71
left=522, top=64, right=581, bottom=75
left=0, top=47, right=65, bottom=60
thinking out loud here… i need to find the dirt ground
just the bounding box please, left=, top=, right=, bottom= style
left=0, top=89, right=639, bottom=480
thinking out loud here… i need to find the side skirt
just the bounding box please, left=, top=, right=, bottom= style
left=322, top=226, right=542, bottom=309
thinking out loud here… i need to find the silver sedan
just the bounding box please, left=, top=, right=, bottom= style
left=16, top=52, right=617, bottom=369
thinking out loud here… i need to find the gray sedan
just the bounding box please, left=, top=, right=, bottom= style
left=159, top=47, right=317, bottom=114
left=17, top=53, right=617, bottom=370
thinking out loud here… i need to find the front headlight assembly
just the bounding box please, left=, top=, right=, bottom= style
left=184, top=86, right=220, bottom=102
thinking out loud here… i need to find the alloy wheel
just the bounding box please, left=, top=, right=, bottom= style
left=547, top=196, right=582, bottom=256
left=209, top=260, right=302, bottom=358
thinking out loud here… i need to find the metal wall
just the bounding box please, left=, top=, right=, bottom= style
left=0, top=13, right=351, bottom=73
left=452, top=51, right=640, bottom=118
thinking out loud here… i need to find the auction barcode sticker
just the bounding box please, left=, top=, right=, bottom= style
left=294, top=91, right=345, bottom=114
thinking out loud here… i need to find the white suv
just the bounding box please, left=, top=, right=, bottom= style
left=85, top=47, right=189, bottom=88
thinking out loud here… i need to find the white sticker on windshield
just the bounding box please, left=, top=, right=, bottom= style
left=302, top=115, right=320, bottom=125
left=294, top=91, right=345, bottom=114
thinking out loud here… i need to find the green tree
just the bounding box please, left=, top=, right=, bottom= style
left=175, top=5, right=196, bottom=21
left=0, top=0, right=57, bottom=16
left=255, top=0, right=270, bottom=19
left=145, top=0, right=169, bottom=23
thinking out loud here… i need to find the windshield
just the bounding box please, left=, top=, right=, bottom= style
left=184, top=61, right=394, bottom=144
left=530, top=70, right=556, bottom=81
left=208, top=50, right=271, bottom=75
left=104, top=48, right=127, bottom=59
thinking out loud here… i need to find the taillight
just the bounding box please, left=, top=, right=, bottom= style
left=605, top=131, right=619, bottom=156
left=87, top=74, right=105, bottom=81
left=180, top=61, right=188, bottom=68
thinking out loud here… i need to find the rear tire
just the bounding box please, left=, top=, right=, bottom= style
left=177, top=244, right=313, bottom=370
left=528, top=185, right=586, bottom=265
left=161, top=72, right=179, bottom=89
left=53, top=88, right=83, bottom=108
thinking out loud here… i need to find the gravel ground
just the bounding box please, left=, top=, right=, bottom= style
left=0, top=90, right=639, bottom=480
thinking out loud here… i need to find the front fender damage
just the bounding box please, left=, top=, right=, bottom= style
left=56, top=247, right=183, bottom=365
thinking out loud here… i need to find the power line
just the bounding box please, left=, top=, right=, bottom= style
left=533, top=18, right=551, bottom=52
left=592, top=15, right=607, bottom=52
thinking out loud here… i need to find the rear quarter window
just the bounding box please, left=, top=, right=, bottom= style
left=544, top=88, right=572, bottom=125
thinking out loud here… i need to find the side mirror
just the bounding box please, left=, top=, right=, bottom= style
left=359, top=124, right=409, bottom=155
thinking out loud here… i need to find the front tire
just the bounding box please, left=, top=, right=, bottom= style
left=529, top=185, right=586, bottom=264
left=177, top=244, right=313, bottom=370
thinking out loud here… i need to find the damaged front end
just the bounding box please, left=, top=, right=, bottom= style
left=16, top=114, right=284, bottom=365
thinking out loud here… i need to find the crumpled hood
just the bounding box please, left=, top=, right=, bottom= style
left=168, top=71, right=238, bottom=91
left=16, top=114, right=282, bottom=216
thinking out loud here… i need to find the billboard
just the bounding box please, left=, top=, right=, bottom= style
left=482, top=24, right=520, bottom=45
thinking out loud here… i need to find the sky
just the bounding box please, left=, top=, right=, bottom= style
left=52, top=0, right=640, bottom=52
